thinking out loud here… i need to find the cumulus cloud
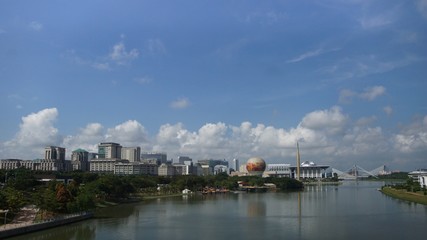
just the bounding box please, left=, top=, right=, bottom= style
left=64, top=38, right=139, bottom=70
left=300, top=106, right=348, bottom=135
left=170, top=97, right=191, bottom=109
left=62, top=49, right=111, bottom=71
left=2, top=107, right=427, bottom=171
left=109, top=42, right=139, bottom=65
left=1, top=108, right=61, bottom=159
left=63, top=123, right=105, bottom=153
left=393, top=116, right=427, bottom=153
left=29, top=21, right=43, bottom=31
left=105, top=120, right=149, bottom=147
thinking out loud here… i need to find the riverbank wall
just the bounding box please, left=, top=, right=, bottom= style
left=0, top=212, right=93, bottom=239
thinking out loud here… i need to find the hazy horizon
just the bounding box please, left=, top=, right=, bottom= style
left=1, top=0, right=426, bottom=172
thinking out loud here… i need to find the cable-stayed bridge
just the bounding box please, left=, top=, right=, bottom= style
left=332, top=165, right=390, bottom=180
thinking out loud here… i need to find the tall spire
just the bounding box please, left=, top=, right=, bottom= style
left=296, top=141, right=301, bottom=181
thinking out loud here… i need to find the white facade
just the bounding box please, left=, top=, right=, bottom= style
left=409, top=169, right=427, bottom=188
left=0, top=159, right=71, bottom=172
left=290, top=161, right=329, bottom=179
left=90, top=158, right=127, bottom=173
left=0, top=159, right=21, bottom=170
left=420, top=176, right=427, bottom=188
left=265, top=164, right=291, bottom=177
left=121, top=147, right=141, bottom=162
left=158, top=164, right=175, bottom=176
left=232, top=158, right=239, bottom=172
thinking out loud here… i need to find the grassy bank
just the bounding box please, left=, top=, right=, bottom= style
left=380, top=187, right=427, bottom=205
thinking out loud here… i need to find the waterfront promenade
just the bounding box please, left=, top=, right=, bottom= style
left=0, top=209, right=93, bottom=239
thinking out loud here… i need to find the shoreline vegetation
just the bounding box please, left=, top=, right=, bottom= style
left=0, top=169, right=305, bottom=226
left=378, top=174, right=427, bottom=205
left=380, top=187, right=427, bottom=205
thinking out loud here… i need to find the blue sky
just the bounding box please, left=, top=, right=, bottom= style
left=1, top=0, right=426, bottom=171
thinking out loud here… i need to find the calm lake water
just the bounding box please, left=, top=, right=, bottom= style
left=9, top=181, right=427, bottom=240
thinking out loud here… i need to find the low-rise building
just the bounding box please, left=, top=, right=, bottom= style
left=264, top=164, right=291, bottom=178
left=114, top=162, right=159, bottom=175
left=290, top=161, right=329, bottom=179
left=90, top=158, right=128, bottom=174
left=409, top=169, right=427, bottom=188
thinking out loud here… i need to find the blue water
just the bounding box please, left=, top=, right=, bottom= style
left=9, top=181, right=427, bottom=240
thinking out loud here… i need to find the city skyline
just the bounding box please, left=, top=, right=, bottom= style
left=1, top=1, right=427, bottom=171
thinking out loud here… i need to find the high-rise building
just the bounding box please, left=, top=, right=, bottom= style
left=177, top=156, right=192, bottom=164
left=121, top=147, right=141, bottom=162
left=71, top=149, right=89, bottom=171
left=232, top=158, right=239, bottom=172
left=45, top=146, right=66, bottom=161
left=98, top=142, right=122, bottom=159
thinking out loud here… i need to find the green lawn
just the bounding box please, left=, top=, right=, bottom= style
left=380, top=187, right=427, bottom=205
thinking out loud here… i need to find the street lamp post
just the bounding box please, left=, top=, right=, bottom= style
left=1, top=210, right=9, bottom=225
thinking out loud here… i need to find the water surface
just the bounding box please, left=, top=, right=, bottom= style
left=9, top=181, right=427, bottom=240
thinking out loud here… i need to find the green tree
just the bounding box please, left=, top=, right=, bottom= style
left=6, top=168, right=39, bottom=191
left=2, top=187, right=26, bottom=212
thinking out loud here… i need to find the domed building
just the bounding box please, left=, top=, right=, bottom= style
left=246, top=157, right=266, bottom=176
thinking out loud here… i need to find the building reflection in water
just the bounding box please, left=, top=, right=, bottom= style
left=247, top=201, right=266, bottom=217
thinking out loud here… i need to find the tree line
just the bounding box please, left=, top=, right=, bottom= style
left=0, top=168, right=303, bottom=222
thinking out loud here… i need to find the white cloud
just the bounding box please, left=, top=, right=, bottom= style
left=106, top=120, right=149, bottom=147
left=300, top=106, right=348, bottom=135
left=64, top=38, right=140, bottom=70
left=393, top=116, right=427, bottom=153
left=339, top=85, right=386, bottom=103
left=1, top=108, right=61, bottom=159
left=63, top=123, right=105, bottom=154
left=360, top=86, right=386, bottom=101
left=340, top=126, right=388, bottom=156
left=322, top=55, right=418, bottom=82
left=29, top=21, right=43, bottom=31
left=287, top=48, right=324, bottom=63
left=356, top=116, right=377, bottom=126
left=383, top=106, right=393, bottom=116
left=63, top=49, right=111, bottom=71
left=91, top=62, right=110, bottom=71
left=417, top=0, right=427, bottom=19
left=2, top=108, right=426, bottom=171
left=110, top=42, right=139, bottom=65
left=170, top=98, right=191, bottom=109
